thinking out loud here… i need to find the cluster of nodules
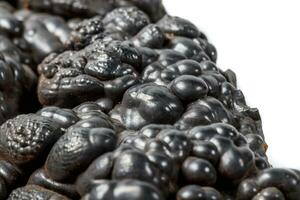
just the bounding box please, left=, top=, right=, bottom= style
left=0, top=0, right=298, bottom=199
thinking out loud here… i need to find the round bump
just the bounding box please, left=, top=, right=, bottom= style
left=45, top=127, right=116, bottom=182
left=181, top=157, right=217, bottom=186
left=0, top=114, right=62, bottom=166
left=169, top=75, right=208, bottom=102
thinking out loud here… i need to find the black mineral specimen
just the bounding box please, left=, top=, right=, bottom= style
left=0, top=1, right=298, bottom=199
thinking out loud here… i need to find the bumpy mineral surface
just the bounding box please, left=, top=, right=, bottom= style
left=0, top=1, right=298, bottom=199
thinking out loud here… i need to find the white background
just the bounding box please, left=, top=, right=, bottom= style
left=164, top=0, right=300, bottom=169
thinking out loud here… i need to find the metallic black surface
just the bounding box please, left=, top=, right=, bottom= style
left=19, top=0, right=166, bottom=21
left=0, top=114, right=62, bottom=166
left=81, top=179, right=164, bottom=200
left=237, top=168, right=300, bottom=200
left=8, top=185, right=70, bottom=200
left=0, top=1, right=297, bottom=199
left=177, top=185, right=223, bottom=200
